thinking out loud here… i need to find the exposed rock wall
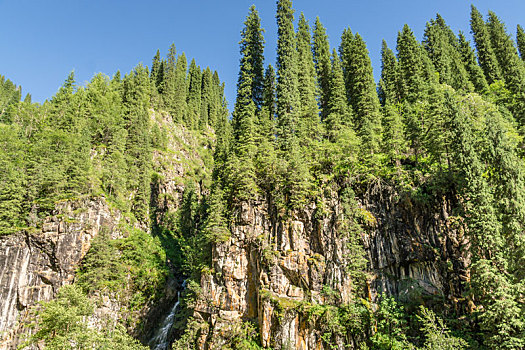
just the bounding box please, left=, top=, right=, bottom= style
left=0, top=198, right=120, bottom=348
left=194, top=184, right=470, bottom=349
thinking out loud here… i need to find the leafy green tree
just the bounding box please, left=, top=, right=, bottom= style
left=202, top=182, right=229, bottom=243
left=227, top=5, right=266, bottom=201
left=472, top=258, right=525, bottom=349
left=370, top=297, right=414, bottom=350
left=150, top=49, right=164, bottom=93
left=339, top=27, right=354, bottom=101
left=0, top=124, right=26, bottom=234
left=163, top=43, right=178, bottom=114
left=0, top=75, right=22, bottom=123
left=22, top=284, right=147, bottom=350
left=450, top=92, right=502, bottom=257
left=262, top=64, right=276, bottom=120
left=254, top=65, right=278, bottom=191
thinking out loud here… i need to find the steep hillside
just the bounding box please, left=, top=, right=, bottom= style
left=1, top=2, right=525, bottom=350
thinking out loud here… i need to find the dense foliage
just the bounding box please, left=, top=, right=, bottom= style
left=0, top=47, right=228, bottom=347
left=2, top=1, right=525, bottom=349
left=179, top=2, right=525, bottom=349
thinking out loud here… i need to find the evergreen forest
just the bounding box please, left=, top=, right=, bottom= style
left=1, top=2, right=525, bottom=349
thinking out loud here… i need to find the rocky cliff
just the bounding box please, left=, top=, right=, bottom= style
left=0, top=111, right=214, bottom=349
left=0, top=198, right=120, bottom=348
left=191, top=183, right=470, bottom=349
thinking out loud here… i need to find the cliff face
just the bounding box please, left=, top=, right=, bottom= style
left=0, top=198, right=120, bottom=348
left=193, top=184, right=470, bottom=349
left=0, top=111, right=213, bottom=348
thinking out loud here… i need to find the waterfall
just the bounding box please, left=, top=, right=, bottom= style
left=149, top=280, right=186, bottom=350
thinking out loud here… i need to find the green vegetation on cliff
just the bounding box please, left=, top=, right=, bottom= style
left=2, top=1, right=525, bottom=349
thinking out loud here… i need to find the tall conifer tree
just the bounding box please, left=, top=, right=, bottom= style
left=517, top=25, right=525, bottom=60
left=228, top=6, right=265, bottom=200
left=186, top=59, right=202, bottom=129
left=378, top=40, right=400, bottom=105
left=343, top=32, right=382, bottom=153
left=325, top=50, right=353, bottom=141
left=458, top=32, right=489, bottom=93
left=397, top=24, right=427, bottom=102
left=423, top=15, right=473, bottom=91
left=487, top=11, right=525, bottom=96
left=470, top=5, right=502, bottom=84
left=173, top=53, right=187, bottom=123
left=164, top=44, right=178, bottom=114
left=276, top=0, right=299, bottom=151
left=262, top=64, right=277, bottom=121
left=296, top=13, right=320, bottom=144
left=313, top=17, right=332, bottom=121
left=241, top=5, right=265, bottom=110
left=200, top=67, right=213, bottom=128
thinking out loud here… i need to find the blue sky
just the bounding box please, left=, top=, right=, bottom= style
left=0, top=0, right=524, bottom=108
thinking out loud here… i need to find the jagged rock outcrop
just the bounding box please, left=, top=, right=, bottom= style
left=0, top=198, right=121, bottom=348
left=193, top=183, right=470, bottom=349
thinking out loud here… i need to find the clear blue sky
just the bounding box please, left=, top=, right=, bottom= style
left=1, top=0, right=524, bottom=108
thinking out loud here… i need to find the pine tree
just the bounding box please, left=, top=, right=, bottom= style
left=382, top=103, right=406, bottom=168
left=255, top=64, right=278, bottom=191
left=517, top=25, right=525, bottom=60
left=397, top=24, right=427, bottom=102
left=163, top=43, right=178, bottom=114
left=325, top=50, right=353, bottom=141
left=470, top=5, right=502, bottom=84
left=122, top=65, right=152, bottom=224
left=228, top=5, right=264, bottom=200
left=276, top=0, right=299, bottom=151
left=186, top=59, right=202, bottom=129
left=458, top=32, right=489, bottom=93
left=343, top=32, right=382, bottom=153
left=450, top=92, right=502, bottom=257
left=150, top=49, right=163, bottom=93
left=202, top=182, right=229, bottom=243
left=313, top=17, right=332, bottom=121
left=423, top=15, right=473, bottom=91
left=0, top=123, right=27, bottom=234
left=339, top=27, right=354, bottom=102
left=296, top=13, right=320, bottom=145
left=242, top=5, right=265, bottom=110
left=487, top=11, right=525, bottom=96
left=200, top=67, right=213, bottom=128
left=173, top=53, right=187, bottom=123
left=378, top=40, right=400, bottom=105
left=262, top=64, right=277, bottom=121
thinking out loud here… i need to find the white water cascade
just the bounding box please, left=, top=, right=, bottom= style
left=149, top=281, right=186, bottom=350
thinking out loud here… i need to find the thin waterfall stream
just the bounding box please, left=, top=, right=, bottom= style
left=149, top=280, right=186, bottom=350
